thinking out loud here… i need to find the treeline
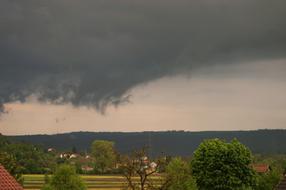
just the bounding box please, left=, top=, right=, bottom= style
left=8, top=129, right=286, bottom=156
left=1, top=133, right=286, bottom=189
left=0, top=135, right=56, bottom=174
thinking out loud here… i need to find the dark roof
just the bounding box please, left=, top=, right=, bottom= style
left=252, top=164, right=269, bottom=173
left=0, top=164, right=23, bottom=190
left=276, top=175, right=286, bottom=190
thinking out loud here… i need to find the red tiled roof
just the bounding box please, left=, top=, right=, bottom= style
left=0, top=164, right=23, bottom=190
left=252, top=164, right=270, bottom=173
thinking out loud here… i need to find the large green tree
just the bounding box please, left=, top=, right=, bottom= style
left=42, top=164, right=86, bottom=190
left=192, top=139, right=256, bottom=190
left=91, top=140, right=116, bottom=173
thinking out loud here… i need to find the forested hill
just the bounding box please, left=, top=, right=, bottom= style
left=7, top=130, right=286, bottom=156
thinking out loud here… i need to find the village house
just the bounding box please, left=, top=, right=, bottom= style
left=252, top=164, right=270, bottom=173
left=47, top=148, right=56, bottom=152
left=59, top=153, right=69, bottom=159
left=59, top=152, right=81, bottom=159
left=81, top=165, right=94, bottom=173
left=70, top=153, right=80, bottom=159
left=85, top=155, right=91, bottom=159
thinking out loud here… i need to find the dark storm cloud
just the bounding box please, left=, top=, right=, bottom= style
left=0, top=0, right=286, bottom=112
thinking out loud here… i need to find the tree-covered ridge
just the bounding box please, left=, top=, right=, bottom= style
left=8, top=129, right=286, bottom=156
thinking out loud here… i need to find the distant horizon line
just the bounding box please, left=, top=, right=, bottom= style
left=3, top=128, right=286, bottom=137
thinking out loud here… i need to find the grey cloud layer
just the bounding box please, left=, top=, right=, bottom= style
left=1, top=0, right=286, bottom=111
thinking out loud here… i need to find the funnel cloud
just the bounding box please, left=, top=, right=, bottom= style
left=1, top=0, right=286, bottom=112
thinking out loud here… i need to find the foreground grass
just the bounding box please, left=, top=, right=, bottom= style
left=23, top=174, right=162, bottom=190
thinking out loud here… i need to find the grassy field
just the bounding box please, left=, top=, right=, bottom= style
left=23, top=174, right=162, bottom=190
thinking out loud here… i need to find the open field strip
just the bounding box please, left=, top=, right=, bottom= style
left=23, top=174, right=163, bottom=190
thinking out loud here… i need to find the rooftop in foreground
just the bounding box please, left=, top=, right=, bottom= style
left=0, top=164, right=23, bottom=190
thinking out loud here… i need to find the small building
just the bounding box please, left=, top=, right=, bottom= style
left=47, top=148, right=56, bottom=152
left=252, top=164, right=270, bottom=173
left=149, top=162, right=157, bottom=170
left=81, top=166, right=94, bottom=172
left=0, top=164, right=23, bottom=190
left=70, top=153, right=79, bottom=159
left=85, top=155, right=91, bottom=159
left=59, top=153, right=71, bottom=159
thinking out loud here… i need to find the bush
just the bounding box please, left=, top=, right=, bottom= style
left=42, top=164, right=86, bottom=190
left=254, top=168, right=281, bottom=190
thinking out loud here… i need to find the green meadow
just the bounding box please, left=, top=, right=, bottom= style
left=23, top=174, right=162, bottom=190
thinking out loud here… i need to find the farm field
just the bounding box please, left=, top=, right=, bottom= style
left=23, top=174, right=162, bottom=190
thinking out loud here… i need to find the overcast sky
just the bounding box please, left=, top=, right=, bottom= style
left=1, top=0, right=286, bottom=135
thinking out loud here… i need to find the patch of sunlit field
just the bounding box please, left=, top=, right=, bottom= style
left=23, top=174, right=162, bottom=190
